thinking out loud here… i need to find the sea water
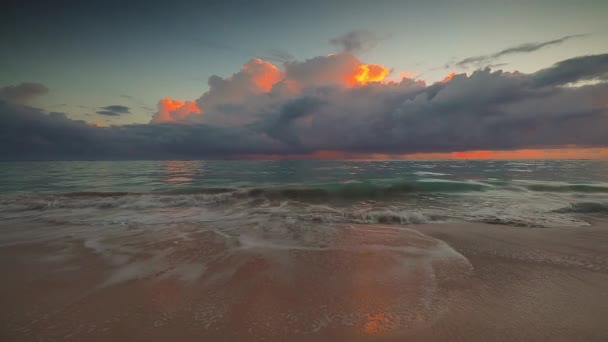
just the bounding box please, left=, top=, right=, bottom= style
left=1, top=159, right=607, bottom=229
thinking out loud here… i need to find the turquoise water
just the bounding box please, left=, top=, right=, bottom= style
left=1, top=160, right=608, bottom=228
left=1, top=159, right=608, bottom=193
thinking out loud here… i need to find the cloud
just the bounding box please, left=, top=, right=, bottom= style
left=1, top=54, right=608, bottom=160
left=530, top=54, right=608, bottom=87
left=330, top=30, right=382, bottom=53
left=152, top=99, right=202, bottom=123
left=96, top=111, right=121, bottom=116
left=96, top=105, right=130, bottom=116
left=159, top=53, right=391, bottom=127
left=101, top=105, right=129, bottom=113
left=282, top=52, right=390, bottom=90
left=0, top=82, right=49, bottom=104
left=456, top=34, right=586, bottom=68
left=0, top=101, right=282, bottom=160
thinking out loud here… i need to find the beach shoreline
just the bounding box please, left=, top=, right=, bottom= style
left=1, top=220, right=607, bottom=341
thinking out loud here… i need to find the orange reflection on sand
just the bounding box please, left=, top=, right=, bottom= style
left=364, top=312, right=396, bottom=335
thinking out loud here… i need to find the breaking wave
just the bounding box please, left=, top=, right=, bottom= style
left=1, top=177, right=607, bottom=228
left=523, top=184, right=608, bottom=193
left=555, top=202, right=608, bottom=214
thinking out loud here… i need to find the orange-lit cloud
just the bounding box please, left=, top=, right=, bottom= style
left=399, top=71, right=417, bottom=80
left=157, top=54, right=394, bottom=126
left=351, top=63, right=391, bottom=86
left=145, top=53, right=608, bottom=159
left=152, top=98, right=202, bottom=123
left=440, top=72, right=457, bottom=83
left=4, top=53, right=608, bottom=160
left=241, top=58, right=283, bottom=92
left=283, top=53, right=391, bottom=90
left=90, top=121, right=102, bottom=127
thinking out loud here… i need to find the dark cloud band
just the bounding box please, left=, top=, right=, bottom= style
left=1, top=54, right=607, bottom=160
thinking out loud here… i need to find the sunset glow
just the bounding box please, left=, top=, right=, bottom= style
left=440, top=72, right=458, bottom=83
left=3, top=2, right=608, bottom=341
left=399, top=71, right=417, bottom=80
left=241, top=147, right=608, bottom=160
left=352, top=63, right=391, bottom=85
left=153, top=98, right=202, bottom=123
left=242, top=58, right=283, bottom=92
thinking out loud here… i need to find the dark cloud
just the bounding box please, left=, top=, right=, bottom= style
left=0, top=82, right=49, bottom=104
left=0, top=101, right=281, bottom=160
left=530, top=54, right=608, bottom=87
left=486, top=63, right=509, bottom=68
left=456, top=34, right=586, bottom=68
left=101, top=105, right=129, bottom=113
left=96, top=105, right=130, bottom=116
left=330, top=30, right=382, bottom=53
left=96, top=111, right=122, bottom=116
left=1, top=54, right=608, bottom=160
left=260, top=97, right=324, bottom=148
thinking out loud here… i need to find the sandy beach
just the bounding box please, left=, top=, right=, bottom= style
left=1, top=219, right=607, bottom=341
left=4, top=0, right=608, bottom=339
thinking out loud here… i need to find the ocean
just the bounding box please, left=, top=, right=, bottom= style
left=1, top=159, right=608, bottom=230
left=2, top=159, right=608, bottom=340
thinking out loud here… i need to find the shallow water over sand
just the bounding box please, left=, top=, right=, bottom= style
left=2, top=220, right=608, bottom=341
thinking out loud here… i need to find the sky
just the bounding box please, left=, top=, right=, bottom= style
left=1, top=0, right=608, bottom=160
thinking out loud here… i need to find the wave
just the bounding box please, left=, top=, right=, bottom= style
left=1, top=177, right=606, bottom=228
left=4, top=178, right=608, bottom=210
left=523, top=184, right=608, bottom=193
left=357, top=210, right=429, bottom=224
left=8, top=179, right=489, bottom=204
left=205, top=179, right=489, bottom=201
left=554, top=202, right=608, bottom=214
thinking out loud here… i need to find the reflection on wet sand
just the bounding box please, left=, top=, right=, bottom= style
left=2, top=221, right=608, bottom=341
left=0, top=222, right=476, bottom=341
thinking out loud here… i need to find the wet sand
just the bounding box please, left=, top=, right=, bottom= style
left=1, top=220, right=608, bottom=341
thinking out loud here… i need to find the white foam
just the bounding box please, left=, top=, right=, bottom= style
left=413, top=171, right=450, bottom=176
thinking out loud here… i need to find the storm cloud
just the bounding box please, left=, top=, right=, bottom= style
left=1, top=53, right=608, bottom=160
